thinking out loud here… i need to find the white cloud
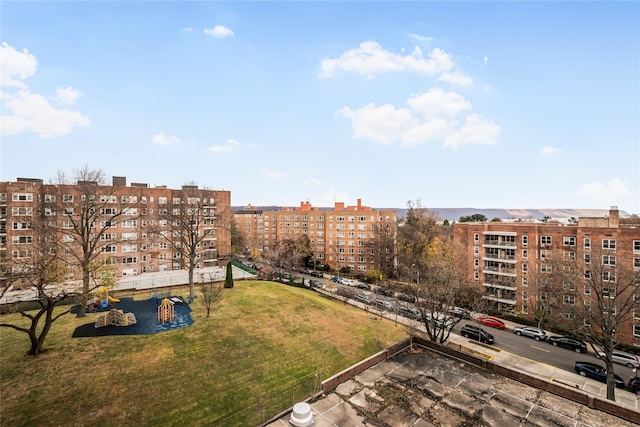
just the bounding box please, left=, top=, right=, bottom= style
left=0, top=42, right=38, bottom=88
left=438, top=71, right=473, bottom=87
left=182, top=27, right=193, bottom=33
left=319, top=42, right=455, bottom=79
left=407, top=87, right=472, bottom=118
left=338, top=103, right=415, bottom=145
left=152, top=132, right=181, bottom=146
left=484, top=56, right=488, bottom=65
left=443, top=114, right=500, bottom=149
left=304, top=178, right=323, bottom=186
left=408, top=33, right=433, bottom=43
left=209, top=138, right=241, bottom=153
left=204, top=25, right=235, bottom=38
left=1, top=89, right=89, bottom=137
left=576, top=178, right=631, bottom=204
left=55, top=86, right=82, bottom=105
left=261, top=168, right=286, bottom=178
left=0, top=42, right=89, bottom=138
left=540, top=146, right=562, bottom=156
left=338, top=87, right=500, bottom=149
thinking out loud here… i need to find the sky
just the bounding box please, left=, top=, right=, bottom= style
left=1, top=1, right=639, bottom=214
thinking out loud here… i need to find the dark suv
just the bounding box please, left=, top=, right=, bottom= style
left=460, top=324, right=495, bottom=344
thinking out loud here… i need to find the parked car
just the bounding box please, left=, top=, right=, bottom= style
left=460, top=324, right=495, bottom=344
left=341, top=279, right=355, bottom=286
left=398, top=306, right=422, bottom=320
left=628, top=377, right=640, bottom=393
left=595, top=350, right=640, bottom=368
left=355, top=294, right=373, bottom=305
left=309, top=271, right=324, bottom=278
left=574, top=361, right=625, bottom=388
left=397, top=293, right=416, bottom=303
left=374, top=299, right=394, bottom=311
left=513, top=326, right=547, bottom=341
left=476, top=316, right=505, bottom=330
left=374, top=287, right=394, bottom=297
left=309, top=279, right=322, bottom=289
left=547, top=336, right=588, bottom=353
left=447, top=308, right=471, bottom=319
left=331, top=276, right=343, bottom=283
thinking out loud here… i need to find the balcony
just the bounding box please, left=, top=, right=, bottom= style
left=482, top=293, right=516, bottom=305
left=483, top=240, right=517, bottom=249
left=482, top=266, right=517, bottom=277
left=483, top=281, right=516, bottom=291
left=482, top=253, right=516, bottom=263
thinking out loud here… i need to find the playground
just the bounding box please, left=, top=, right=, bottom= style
left=71, top=289, right=194, bottom=337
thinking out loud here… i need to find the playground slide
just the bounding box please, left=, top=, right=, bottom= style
left=107, top=295, right=120, bottom=303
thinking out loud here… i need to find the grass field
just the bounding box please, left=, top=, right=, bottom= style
left=0, top=281, right=408, bottom=427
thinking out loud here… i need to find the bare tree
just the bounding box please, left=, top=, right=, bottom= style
left=371, top=218, right=397, bottom=279
left=50, top=166, right=133, bottom=317
left=149, top=184, right=230, bottom=301
left=0, top=215, right=85, bottom=355
left=230, top=216, right=247, bottom=258
left=261, top=239, right=301, bottom=280
left=552, top=245, right=640, bottom=401
left=396, top=200, right=475, bottom=343
left=199, top=274, right=224, bottom=318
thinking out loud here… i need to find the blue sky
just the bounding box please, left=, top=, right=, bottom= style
left=1, top=1, right=639, bottom=214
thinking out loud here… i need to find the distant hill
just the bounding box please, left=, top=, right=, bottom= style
left=233, top=206, right=631, bottom=222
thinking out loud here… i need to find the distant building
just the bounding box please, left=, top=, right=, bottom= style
left=0, top=177, right=231, bottom=289
left=454, top=207, right=640, bottom=346
left=234, top=199, right=397, bottom=274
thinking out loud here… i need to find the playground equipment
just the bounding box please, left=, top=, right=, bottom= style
left=98, top=286, right=119, bottom=308
left=149, top=288, right=171, bottom=304
left=95, top=309, right=137, bottom=328
left=157, top=298, right=175, bottom=324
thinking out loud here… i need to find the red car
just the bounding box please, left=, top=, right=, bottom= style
left=476, top=316, right=505, bottom=329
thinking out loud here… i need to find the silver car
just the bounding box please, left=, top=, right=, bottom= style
left=596, top=349, right=640, bottom=368
left=513, top=326, right=547, bottom=341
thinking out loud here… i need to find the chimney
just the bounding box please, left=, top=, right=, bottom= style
left=608, top=206, right=619, bottom=228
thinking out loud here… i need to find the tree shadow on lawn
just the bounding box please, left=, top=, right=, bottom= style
left=71, top=297, right=193, bottom=337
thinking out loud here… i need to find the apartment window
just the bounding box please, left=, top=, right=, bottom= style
left=474, top=270, right=479, bottom=279
left=540, top=249, right=552, bottom=260
left=473, top=246, right=479, bottom=256
left=122, top=220, right=136, bottom=228
left=540, top=264, right=552, bottom=273
left=584, top=254, right=591, bottom=265
left=12, top=236, right=32, bottom=244
left=541, top=236, right=552, bottom=246
left=63, top=220, right=74, bottom=229
left=44, top=194, right=55, bottom=202
left=633, top=240, right=640, bottom=253
left=634, top=325, right=640, bottom=338
left=159, top=242, right=167, bottom=249
left=522, top=263, right=528, bottom=273
left=12, top=193, right=33, bottom=202
left=563, top=295, right=576, bottom=305
left=602, top=288, right=616, bottom=299
left=602, top=255, right=616, bottom=266
left=584, top=270, right=591, bottom=279
left=634, top=258, right=640, bottom=269
left=474, top=233, right=479, bottom=243
left=563, top=236, right=576, bottom=246
left=12, top=207, right=33, bottom=216
left=602, top=239, right=616, bottom=250
left=522, top=249, right=528, bottom=259
left=474, top=259, right=479, bottom=267
left=101, top=233, right=116, bottom=241
left=100, top=195, right=117, bottom=203
left=522, top=277, right=528, bottom=287
left=122, top=257, right=137, bottom=264
left=122, top=232, right=137, bottom=240
left=122, top=208, right=137, bottom=216
left=102, top=245, right=116, bottom=253
left=584, top=238, right=591, bottom=250
left=584, top=285, right=591, bottom=295
left=522, top=305, right=528, bottom=315
left=522, top=235, right=528, bottom=246
left=564, top=251, right=576, bottom=261
left=12, top=222, right=32, bottom=230
left=602, top=271, right=616, bottom=282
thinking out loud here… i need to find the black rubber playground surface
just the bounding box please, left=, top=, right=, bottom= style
left=71, top=296, right=194, bottom=338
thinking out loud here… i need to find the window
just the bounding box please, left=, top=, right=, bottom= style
left=584, top=254, right=591, bottom=265
left=44, top=194, right=55, bottom=202
left=522, top=277, right=528, bottom=287
left=540, top=264, right=552, bottom=273
left=100, top=195, right=117, bottom=203
left=563, top=236, right=576, bottom=246
left=540, top=249, right=552, bottom=260
left=473, top=246, right=479, bottom=256
left=602, top=255, right=616, bottom=266
left=12, top=193, right=33, bottom=202
left=11, top=236, right=32, bottom=244
left=12, top=207, right=33, bottom=216
left=522, top=235, right=528, bottom=246
left=634, top=325, right=640, bottom=338
left=634, top=240, right=640, bottom=253
left=541, top=236, right=552, bottom=246
left=634, top=258, right=640, bottom=269
left=602, top=271, right=616, bottom=282
left=63, top=194, right=74, bottom=202
left=474, top=233, right=479, bottom=243
left=602, top=288, right=616, bottom=299
left=122, top=220, right=137, bottom=228
left=584, top=238, right=591, bottom=250
left=522, top=263, right=528, bottom=273
left=102, top=245, right=116, bottom=253
left=602, top=239, right=616, bottom=250
left=159, top=197, right=167, bottom=204
left=63, top=220, right=74, bottom=229
left=122, top=257, right=137, bottom=264
left=522, top=249, right=528, bottom=259
left=584, top=270, right=591, bottom=279
left=474, top=259, right=479, bottom=267
left=564, top=251, right=576, bottom=261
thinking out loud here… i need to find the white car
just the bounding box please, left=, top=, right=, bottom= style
left=513, top=326, right=547, bottom=341
left=596, top=349, right=640, bottom=368
left=341, top=279, right=355, bottom=286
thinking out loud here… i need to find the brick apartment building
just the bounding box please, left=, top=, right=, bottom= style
left=234, top=199, right=397, bottom=274
left=0, top=177, right=231, bottom=289
left=454, top=207, right=640, bottom=346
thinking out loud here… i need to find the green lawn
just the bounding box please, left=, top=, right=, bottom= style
left=0, top=281, right=408, bottom=427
